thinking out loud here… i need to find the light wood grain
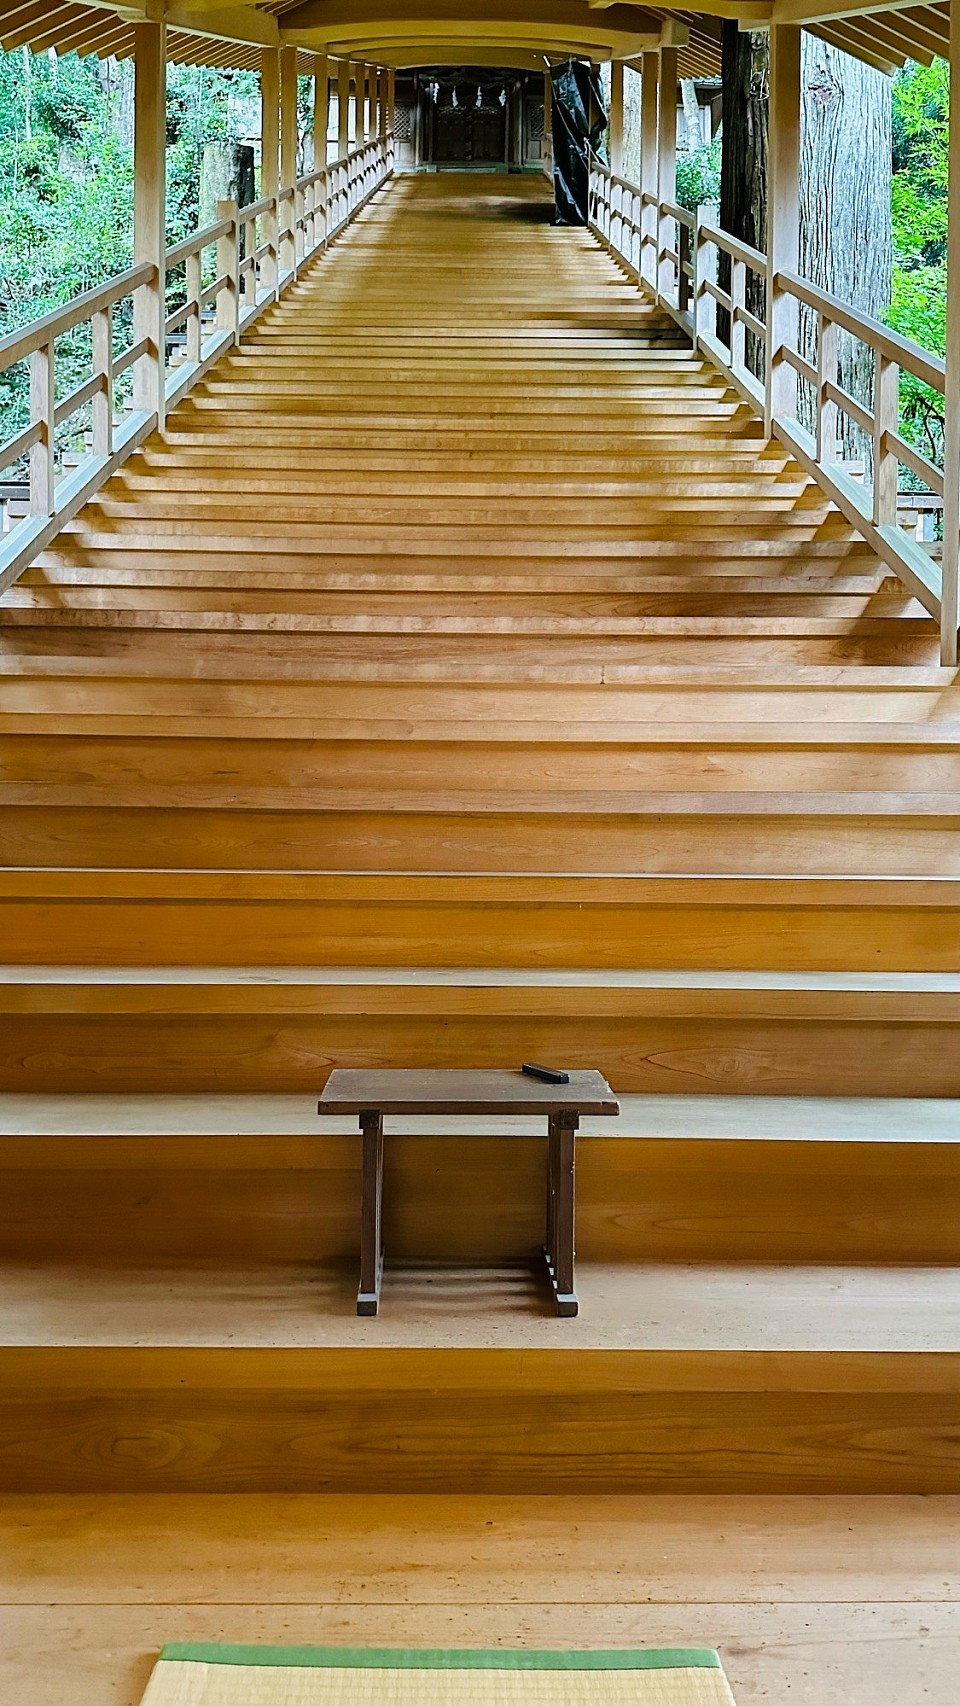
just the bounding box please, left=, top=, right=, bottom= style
left=1, top=1494, right=959, bottom=1706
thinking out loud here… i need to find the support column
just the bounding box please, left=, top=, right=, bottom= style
left=313, top=54, right=330, bottom=170
left=639, top=50, right=658, bottom=288
left=260, top=47, right=280, bottom=295
left=765, top=21, right=801, bottom=436
left=357, top=63, right=368, bottom=144
left=279, top=43, right=298, bottom=277
left=942, top=0, right=960, bottom=664
left=608, top=59, right=624, bottom=176
left=337, top=58, right=351, bottom=157
left=349, top=62, right=359, bottom=146
left=133, top=20, right=166, bottom=424
left=657, top=45, right=678, bottom=295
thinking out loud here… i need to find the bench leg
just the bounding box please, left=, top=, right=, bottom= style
left=358, top=1110, right=384, bottom=1315
left=544, top=1111, right=578, bottom=1317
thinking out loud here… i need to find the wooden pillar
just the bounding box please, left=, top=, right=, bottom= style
left=337, top=58, right=351, bottom=156
left=313, top=55, right=330, bottom=169
left=639, top=50, right=658, bottom=287
left=378, top=68, right=388, bottom=140
left=608, top=59, right=624, bottom=176
left=657, top=45, right=678, bottom=294
left=349, top=62, right=359, bottom=146
left=133, top=20, right=166, bottom=424
left=942, top=0, right=960, bottom=664
left=279, top=43, right=298, bottom=276
left=765, top=21, right=801, bottom=436
left=260, top=47, right=280, bottom=294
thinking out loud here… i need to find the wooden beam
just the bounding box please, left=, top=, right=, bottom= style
left=313, top=53, right=330, bottom=169
left=639, top=47, right=658, bottom=288
left=772, top=0, right=931, bottom=23
left=279, top=43, right=298, bottom=277
left=608, top=58, right=624, bottom=175
left=337, top=55, right=351, bottom=154
left=658, top=43, right=677, bottom=295
left=942, top=0, right=960, bottom=666
left=260, top=46, right=280, bottom=294
left=765, top=20, right=801, bottom=437
left=132, top=18, right=166, bottom=428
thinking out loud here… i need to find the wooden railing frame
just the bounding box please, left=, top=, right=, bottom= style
left=588, top=151, right=956, bottom=660
left=0, top=134, right=393, bottom=597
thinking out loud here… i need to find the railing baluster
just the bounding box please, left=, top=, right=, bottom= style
left=186, top=249, right=202, bottom=363
left=816, top=311, right=838, bottom=466
left=29, top=338, right=56, bottom=517
left=873, top=351, right=900, bottom=526
left=91, top=304, right=113, bottom=458
left=731, top=256, right=746, bottom=378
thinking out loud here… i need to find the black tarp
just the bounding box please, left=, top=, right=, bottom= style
left=550, top=60, right=608, bottom=225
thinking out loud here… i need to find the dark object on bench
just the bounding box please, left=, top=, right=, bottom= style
left=522, top=1062, right=570, bottom=1085
left=317, top=1067, right=619, bottom=1318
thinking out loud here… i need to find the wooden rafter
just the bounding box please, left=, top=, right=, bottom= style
left=0, top=0, right=953, bottom=79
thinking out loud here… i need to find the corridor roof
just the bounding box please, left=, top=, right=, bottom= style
left=0, top=0, right=950, bottom=81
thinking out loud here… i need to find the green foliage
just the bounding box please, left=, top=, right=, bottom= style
left=675, top=135, right=721, bottom=213
left=0, top=47, right=259, bottom=468
left=886, top=58, right=949, bottom=479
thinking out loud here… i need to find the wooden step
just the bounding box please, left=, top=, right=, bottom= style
left=4, top=1491, right=958, bottom=1706
left=2, top=871, right=957, bottom=970
left=0, top=1259, right=956, bottom=1491
left=3, top=1091, right=959, bottom=1264
left=0, top=965, right=957, bottom=1094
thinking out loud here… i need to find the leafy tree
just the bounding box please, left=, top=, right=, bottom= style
left=886, top=58, right=949, bottom=480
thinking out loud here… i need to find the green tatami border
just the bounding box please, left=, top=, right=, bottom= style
left=160, top=1644, right=722, bottom=1672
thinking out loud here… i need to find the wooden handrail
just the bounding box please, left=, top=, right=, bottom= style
left=0, top=263, right=154, bottom=371
left=586, top=148, right=952, bottom=653
left=0, top=127, right=395, bottom=599
left=776, top=269, right=946, bottom=393
left=166, top=218, right=233, bottom=270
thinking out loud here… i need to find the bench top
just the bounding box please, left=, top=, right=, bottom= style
left=318, top=1068, right=619, bottom=1117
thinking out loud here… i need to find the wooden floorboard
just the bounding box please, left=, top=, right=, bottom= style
left=1, top=1495, right=957, bottom=1705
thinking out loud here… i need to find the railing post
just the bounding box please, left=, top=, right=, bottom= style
left=765, top=21, right=801, bottom=436
left=91, top=304, right=113, bottom=458
left=29, top=340, right=55, bottom=516
left=941, top=0, right=960, bottom=663
left=132, top=19, right=167, bottom=427
left=639, top=50, right=658, bottom=288
left=260, top=47, right=280, bottom=297
left=873, top=352, right=899, bottom=526
left=816, top=311, right=838, bottom=466
left=280, top=43, right=298, bottom=279
left=217, top=198, right=240, bottom=341
left=657, top=45, right=677, bottom=299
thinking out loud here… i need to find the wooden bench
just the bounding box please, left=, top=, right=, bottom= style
left=317, top=1067, right=619, bottom=1316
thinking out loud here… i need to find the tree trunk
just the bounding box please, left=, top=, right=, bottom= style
left=200, top=140, right=256, bottom=227
left=799, top=36, right=892, bottom=464
left=680, top=79, right=702, bottom=154
left=718, top=23, right=768, bottom=362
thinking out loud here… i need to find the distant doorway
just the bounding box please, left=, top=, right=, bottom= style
left=430, top=97, right=507, bottom=167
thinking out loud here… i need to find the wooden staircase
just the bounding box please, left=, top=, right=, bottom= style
left=1, top=171, right=958, bottom=1494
